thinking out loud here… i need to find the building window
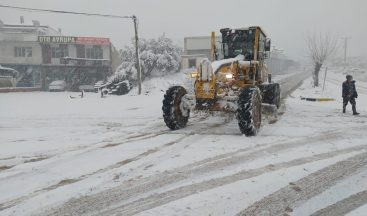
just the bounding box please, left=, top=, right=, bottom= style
left=51, top=44, right=69, bottom=58
left=86, top=45, right=103, bottom=59
left=76, top=45, right=85, bottom=58
left=15, top=47, right=32, bottom=57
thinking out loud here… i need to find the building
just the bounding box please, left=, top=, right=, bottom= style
left=181, top=36, right=222, bottom=69
left=0, top=20, right=120, bottom=90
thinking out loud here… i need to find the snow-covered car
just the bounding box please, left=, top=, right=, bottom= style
left=0, top=65, right=18, bottom=88
left=79, top=85, right=94, bottom=92
left=49, top=80, right=66, bottom=92
left=111, top=80, right=131, bottom=95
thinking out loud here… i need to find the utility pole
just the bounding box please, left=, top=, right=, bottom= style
left=342, top=37, right=351, bottom=65
left=132, top=15, right=142, bottom=95
left=322, top=67, right=328, bottom=92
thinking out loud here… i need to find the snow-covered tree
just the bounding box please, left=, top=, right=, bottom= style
left=110, top=34, right=182, bottom=87
left=306, top=34, right=338, bottom=87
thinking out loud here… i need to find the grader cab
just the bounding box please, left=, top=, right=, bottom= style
left=162, top=26, right=281, bottom=136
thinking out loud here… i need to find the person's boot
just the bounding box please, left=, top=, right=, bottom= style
left=343, top=106, right=346, bottom=113
left=352, top=105, right=360, bottom=115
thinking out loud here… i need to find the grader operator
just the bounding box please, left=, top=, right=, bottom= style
left=162, top=26, right=281, bottom=136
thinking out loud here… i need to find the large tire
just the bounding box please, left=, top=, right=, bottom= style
left=237, top=87, right=262, bottom=136
left=162, top=86, right=190, bottom=130
left=260, top=83, right=281, bottom=108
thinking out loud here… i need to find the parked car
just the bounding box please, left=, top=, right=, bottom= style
left=0, top=65, right=19, bottom=88
left=49, top=80, right=66, bottom=92
left=111, top=80, right=131, bottom=95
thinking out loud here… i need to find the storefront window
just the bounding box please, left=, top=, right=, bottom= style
left=86, top=45, right=103, bottom=59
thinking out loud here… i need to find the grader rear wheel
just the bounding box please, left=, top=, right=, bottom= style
left=237, top=87, right=262, bottom=136
left=162, top=86, right=190, bottom=130
left=260, top=83, right=281, bottom=108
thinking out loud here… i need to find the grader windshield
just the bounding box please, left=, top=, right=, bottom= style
left=221, top=28, right=255, bottom=60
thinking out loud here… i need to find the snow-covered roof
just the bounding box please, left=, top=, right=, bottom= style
left=0, top=23, right=61, bottom=36
left=63, top=57, right=110, bottom=62
left=220, top=26, right=267, bottom=37
left=181, top=54, right=207, bottom=58
left=0, top=65, right=17, bottom=72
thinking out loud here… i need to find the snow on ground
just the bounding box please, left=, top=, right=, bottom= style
left=0, top=68, right=367, bottom=216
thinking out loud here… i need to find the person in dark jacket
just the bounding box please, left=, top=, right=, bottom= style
left=342, top=75, right=359, bottom=115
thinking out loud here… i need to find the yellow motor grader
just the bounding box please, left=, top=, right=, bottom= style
left=162, top=26, right=280, bottom=136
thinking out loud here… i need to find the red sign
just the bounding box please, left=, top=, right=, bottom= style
left=76, top=37, right=110, bottom=45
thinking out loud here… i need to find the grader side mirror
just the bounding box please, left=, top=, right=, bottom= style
left=264, top=52, right=270, bottom=59
left=265, top=38, right=271, bottom=52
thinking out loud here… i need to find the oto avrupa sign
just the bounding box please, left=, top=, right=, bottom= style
left=38, top=36, right=110, bottom=45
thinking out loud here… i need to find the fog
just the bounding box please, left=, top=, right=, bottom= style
left=1, top=0, right=366, bottom=60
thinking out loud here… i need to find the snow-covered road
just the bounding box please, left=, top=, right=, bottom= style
left=1, top=69, right=367, bottom=216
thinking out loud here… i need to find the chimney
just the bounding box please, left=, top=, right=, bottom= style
left=32, top=20, right=40, bottom=27
left=20, top=16, right=24, bottom=24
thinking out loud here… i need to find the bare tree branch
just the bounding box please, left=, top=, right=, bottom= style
left=306, top=33, right=338, bottom=87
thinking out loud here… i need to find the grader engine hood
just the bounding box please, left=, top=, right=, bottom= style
left=197, top=56, right=259, bottom=88
left=192, top=56, right=261, bottom=112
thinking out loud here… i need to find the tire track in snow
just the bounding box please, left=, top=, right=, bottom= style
left=310, top=190, right=367, bottom=216
left=279, top=72, right=310, bottom=100
left=33, top=125, right=366, bottom=216
left=0, top=121, right=167, bottom=170
left=0, top=72, right=302, bottom=170
left=0, top=115, right=207, bottom=176
left=0, top=134, right=188, bottom=211
left=0, top=73, right=309, bottom=213
left=236, top=151, right=367, bottom=216
left=0, top=115, right=219, bottom=211
left=97, top=146, right=367, bottom=216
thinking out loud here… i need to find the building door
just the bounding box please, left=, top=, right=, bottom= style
left=188, top=59, right=196, bottom=68
left=41, top=45, right=51, bottom=64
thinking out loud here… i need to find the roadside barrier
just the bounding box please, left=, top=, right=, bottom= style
left=300, top=97, right=335, bottom=102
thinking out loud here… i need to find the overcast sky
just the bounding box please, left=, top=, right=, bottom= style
left=1, top=0, right=366, bottom=61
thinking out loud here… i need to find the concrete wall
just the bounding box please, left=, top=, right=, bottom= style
left=181, top=55, right=207, bottom=69
left=184, top=36, right=222, bottom=51
left=0, top=42, right=111, bottom=66
left=0, top=41, right=43, bottom=65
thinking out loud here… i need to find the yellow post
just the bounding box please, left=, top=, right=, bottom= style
left=211, top=31, right=216, bottom=61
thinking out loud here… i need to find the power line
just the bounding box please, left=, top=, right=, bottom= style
left=0, top=4, right=142, bottom=95
left=0, top=4, right=132, bottom=19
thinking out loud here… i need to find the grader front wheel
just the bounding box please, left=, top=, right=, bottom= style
left=162, top=86, right=190, bottom=130
left=237, top=87, right=262, bottom=136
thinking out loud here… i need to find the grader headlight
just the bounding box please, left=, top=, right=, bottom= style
left=225, top=73, right=233, bottom=79
left=190, top=72, right=198, bottom=78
